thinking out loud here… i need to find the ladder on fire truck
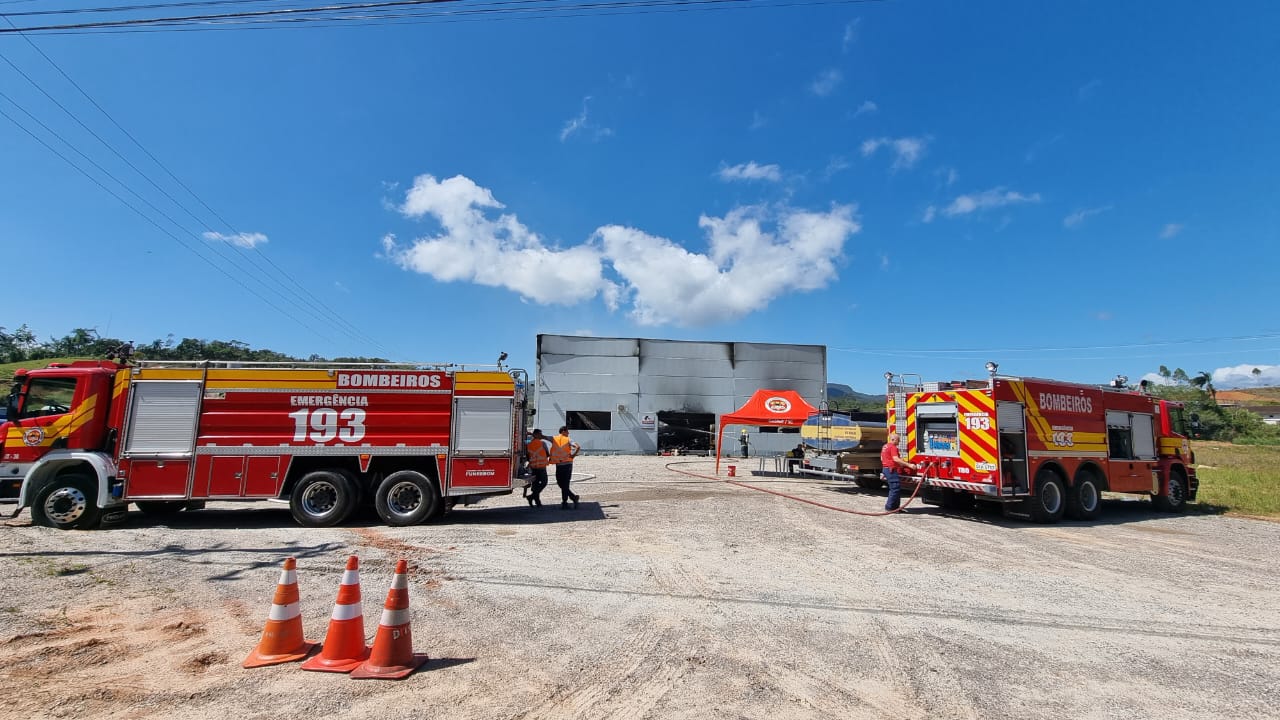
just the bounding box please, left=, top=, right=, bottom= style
left=885, top=373, right=923, bottom=454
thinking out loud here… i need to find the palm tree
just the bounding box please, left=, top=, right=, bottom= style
left=1191, top=371, right=1217, bottom=401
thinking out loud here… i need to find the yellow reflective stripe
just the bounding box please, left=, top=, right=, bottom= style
left=455, top=372, right=513, bottom=390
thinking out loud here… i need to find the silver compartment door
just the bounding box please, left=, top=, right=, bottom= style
left=123, top=381, right=202, bottom=455
left=453, top=396, right=514, bottom=455
left=1131, top=413, right=1157, bottom=460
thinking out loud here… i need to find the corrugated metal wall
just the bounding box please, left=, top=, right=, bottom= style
left=534, top=334, right=826, bottom=455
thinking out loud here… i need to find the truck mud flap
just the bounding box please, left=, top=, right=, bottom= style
left=101, top=505, right=130, bottom=527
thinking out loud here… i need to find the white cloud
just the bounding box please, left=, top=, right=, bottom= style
left=1063, top=205, right=1113, bottom=228
left=1078, top=79, right=1101, bottom=101
left=386, top=174, right=615, bottom=306
left=1144, top=365, right=1280, bottom=389
left=1140, top=373, right=1174, bottom=387
left=1024, top=133, right=1064, bottom=163
left=853, top=100, right=878, bottom=117
left=810, top=68, right=843, bottom=97
left=749, top=110, right=767, bottom=131
left=922, top=206, right=937, bottom=223
left=385, top=173, right=862, bottom=326
left=718, top=161, right=782, bottom=183
left=823, top=155, right=851, bottom=179
left=203, top=231, right=267, bottom=248
left=597, top=203, right=861, bottom=326
left=1160, top=223, right=1184, bottom=239
left=935, top=166, right=958, bottom=186
left=942, top=187, right=1041, bottom=217
left=559, top=96, right=612, bottom=142
left=861, top=136, right=929, bottom=170
left=842, top=19, right=860, bottom=52
left=1214, top=364, right=1280, bottom=388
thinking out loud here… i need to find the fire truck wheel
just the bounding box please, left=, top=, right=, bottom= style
left=290, top=471, right=357, bottom=527
left=374, top=471, right=440, bottom=526
left=31, top=473, right=103, bottom=530
left=1029, top=469, right=1066, bottom=524
left=1066, top=473, right=1103, bottom=521
left=855, top=478, right=885, bottom=491
left=1154, top=469, right=1188, bottom=513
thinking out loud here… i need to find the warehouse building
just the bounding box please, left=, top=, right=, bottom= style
left=534, top=334, right=826, bottom=455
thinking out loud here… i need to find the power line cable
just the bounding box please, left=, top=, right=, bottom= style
left=1, top=19, right=391, bottom=353
left=831, top=331, right=1280, bottom=358
left=0, top=0, right=886, bottom=33
left=0, top=102, right=343, bottom=346
left=0, top=48, right=380, bottom=349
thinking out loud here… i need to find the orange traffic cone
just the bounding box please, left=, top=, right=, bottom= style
left=302, top=555, right=370, bottom=673
left=351, top=559, right=429, bottom=679
left=243, top=557, right=318, bottom=668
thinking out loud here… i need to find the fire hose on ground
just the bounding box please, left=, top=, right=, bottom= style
left=662, top=460, right=937, bottom=517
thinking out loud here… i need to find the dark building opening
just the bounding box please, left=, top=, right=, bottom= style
left=657, top=411, right=715, bottom=455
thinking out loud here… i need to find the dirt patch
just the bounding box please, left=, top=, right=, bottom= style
left=0, top=456, right=1276, bottom=719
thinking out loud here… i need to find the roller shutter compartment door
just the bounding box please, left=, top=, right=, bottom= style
left=124, top=381, right=202, bottom=455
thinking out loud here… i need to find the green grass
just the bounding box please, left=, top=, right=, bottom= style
left=0, top=357, right=90, bottom=385
left=1192, top=441, right=1280, bottom=518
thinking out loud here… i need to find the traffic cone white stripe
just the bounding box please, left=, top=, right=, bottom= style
left=281, top=569, right=297, bottom=584
left=390, top=573, right=408, bottom=590
left=379, top=607, right=411, bottom=627
left=269, top=601, right=302, bottom=621
left=341, top=569, right=359, bottom=585
left=331, top=602, right=363, bottom=621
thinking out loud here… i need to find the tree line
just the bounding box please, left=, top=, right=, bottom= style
left=1148, top=366, right=1278, bottom=445
left=0, top=325, right=387, bottom=365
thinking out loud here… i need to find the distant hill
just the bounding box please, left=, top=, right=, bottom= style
left=0, top=357, right=89, bottom=385
left=827, top=383, right=885, bottom=404
left=1216, top=387, right=1280, bottom=405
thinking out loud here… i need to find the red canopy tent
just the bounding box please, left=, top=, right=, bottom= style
left=715, top=389, right=819, bottom=473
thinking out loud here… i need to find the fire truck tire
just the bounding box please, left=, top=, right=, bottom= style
left=1065, top=473, right=1103, bottom=521
left=855, top=478, right=885, bottom=490
left=31, top=473, right=103, bottom=530
left=374, top=471, right=440, bottom=526
left=289, top=471, right=357, bottom=527
left=1154, top=469, right=1188, bottom=513
left=1028, top=469, right=1066, bottom=524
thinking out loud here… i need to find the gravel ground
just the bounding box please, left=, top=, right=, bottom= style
left=1, top=455, right=1278, bottom=720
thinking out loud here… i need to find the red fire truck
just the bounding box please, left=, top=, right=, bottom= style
left=1, top=353, right=529, bottom=530
left=885, top=372, right=1198, bottom=522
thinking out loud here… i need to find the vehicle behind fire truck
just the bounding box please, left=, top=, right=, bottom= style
left=885, top=373, right=1198, bottom=522
left=1, top=355, right=529, bottom=530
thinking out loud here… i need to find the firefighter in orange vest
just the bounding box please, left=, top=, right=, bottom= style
left=524, top=429, right=553, bottom=507
left=549, top=425, right=581, bottom=510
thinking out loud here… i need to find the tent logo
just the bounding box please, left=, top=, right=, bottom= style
left=765, top=397, right=792, bottom=414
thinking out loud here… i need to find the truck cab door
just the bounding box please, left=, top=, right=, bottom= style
left=1, top=374, right=81, bottom=498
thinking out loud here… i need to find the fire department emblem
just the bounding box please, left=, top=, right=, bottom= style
left=765, top=397, right=792, bottom=414
left=22, top=427, right=45, bottom=447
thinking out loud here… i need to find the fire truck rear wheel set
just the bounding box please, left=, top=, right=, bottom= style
left=374, top=471, right=441, bottom=526
left=290, top=470, right=361, bottom=527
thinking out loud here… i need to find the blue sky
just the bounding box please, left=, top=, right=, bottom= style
left=2, top=0, right=1278, bottom=393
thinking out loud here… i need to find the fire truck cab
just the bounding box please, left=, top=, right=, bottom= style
left=886, top=373, right=1198, bottom=522
left=2, top=355, right=529, bottom=530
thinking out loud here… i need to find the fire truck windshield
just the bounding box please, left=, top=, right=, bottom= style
left=16, top=377, right=76, bottom=419
left=1169, top=406, right=1188, bottom=436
